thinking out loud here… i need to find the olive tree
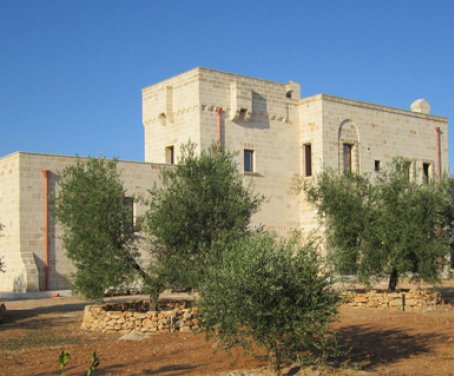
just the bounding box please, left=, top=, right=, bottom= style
left=305, top=158, right=450, bottom=291
left=54, top=158, right=150, bottom=299
left=200, top=232, right=340, bottom=372
left=144, top=143, right=263, bottom=295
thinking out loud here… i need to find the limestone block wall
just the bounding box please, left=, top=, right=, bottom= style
left=142, top=68, right=202, bottom=163
left=81, top=302, right=201, bottom=334
left=1, top=152, right=162, bottom=292
left=298, top=98, right=324, bottom=235
left=197, top=69, right=302, bottom=236
left=0, top=153, right=26, bottom=292
left=319, top=95, right=448, bottom=177
left=341, top=289, right=443, bottom=311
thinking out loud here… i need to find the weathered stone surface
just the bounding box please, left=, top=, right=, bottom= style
left=82, top=302, right=202, bottom=334
left=341, top=290, right=441, bottom=311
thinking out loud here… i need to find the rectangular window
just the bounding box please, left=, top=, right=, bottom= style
left=165, top=146, right=175, bottom=165
left=244, top=149, right=254, bottom=172
left=374, top=160, right=380, bottom=172
left=304, top=144, right=312, bottom=177
left=123, top=197, right=134, bottom=236
left=343, top=143, right=353, bottom=175
left=423, top=162, right=430, bottom=183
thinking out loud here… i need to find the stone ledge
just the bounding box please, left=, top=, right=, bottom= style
left=81, top=301, right=201, bottom=334
left=341, top=289, right=443, bottom=311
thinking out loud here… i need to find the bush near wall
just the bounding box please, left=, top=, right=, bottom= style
left=341, top=289, right=443, bottom=310
left=81, top=301, right=201, bottom=334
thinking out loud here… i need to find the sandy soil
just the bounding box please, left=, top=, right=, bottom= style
left=0, top=282, right=453, bottom=376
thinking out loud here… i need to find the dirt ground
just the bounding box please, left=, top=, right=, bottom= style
left=0, top=281, right=453, bottom=376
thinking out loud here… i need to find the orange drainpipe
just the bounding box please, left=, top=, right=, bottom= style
left=43, top=169, right=50, bottom=290
left=216, top=107, right=223, bottom=147
left=435, top=127, right=442, bottom=179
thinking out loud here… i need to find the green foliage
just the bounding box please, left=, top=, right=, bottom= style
left=57, top=350, right=99, bottom=375
left=200, top=232, right=340, bottom=371
left=145, top=143, right=263, bottom=293
left=86, top=352, right=100, bottom=376
left=54, top=158, right=146, bottom=299
left=59, top=350, right=70, bottom=375
left=305, top=158, right=450, bottom=290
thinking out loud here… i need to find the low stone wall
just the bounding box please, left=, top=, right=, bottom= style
left=81, top=301, right=201, bottom=334
left=341, top=289, right=443, bottom=310
left=0, top=302, right=6, bottom=323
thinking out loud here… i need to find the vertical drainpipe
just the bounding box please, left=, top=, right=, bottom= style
left=435, top=127, right=442, bottom=179
left=216, top=107, right=223, bottom=147
left=43, top=169, right=50, bottom=290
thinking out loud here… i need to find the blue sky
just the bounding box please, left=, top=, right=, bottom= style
left=1, top=0, right=453, bottom=171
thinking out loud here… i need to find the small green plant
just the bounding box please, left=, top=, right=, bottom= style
left=57, top=350, right=99, bottom=375
left=86, top=352, right=100, bottom=376
left=58, top=350, right=70, bottom=375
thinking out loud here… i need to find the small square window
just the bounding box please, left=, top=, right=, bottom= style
left=374, top=160, right=380, bottom=172
left=244, top=149, right=254, bottom=172
left=165, top=146, right=175, bottom=165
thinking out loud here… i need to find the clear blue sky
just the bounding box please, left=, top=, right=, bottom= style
left=1, top=1, right=453, bottom=172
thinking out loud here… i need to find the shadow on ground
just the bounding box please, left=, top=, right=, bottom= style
left=2, top=302, right=86, bottom=325
left=440, top=287, right=454, bottom=304
left=141, top=363, right=200, bottom=375
left=336, top=324, right=447, bottom=370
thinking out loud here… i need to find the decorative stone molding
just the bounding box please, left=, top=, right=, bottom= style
left=81, top=301, right=201, bottom=334
left=341, top=289, right=443, bottom=311
left=200, top=105, right=292, bottom=124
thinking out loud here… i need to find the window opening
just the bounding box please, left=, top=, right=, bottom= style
left=165, top=146, right=175, bottom=165
left=374, top=160, right=380, bottom=172
left=244, top=149, right=254, bottom=172
left=423, top=162, right=430, bottom=183
left=304, top=144, right=312, bottom=177
left=343, top=143, right=353, bottom=175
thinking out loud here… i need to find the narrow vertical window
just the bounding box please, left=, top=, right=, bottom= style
left=374, top=160, right=381, bottom=172
left=423, top=162, right=430, bottom=183
left=343, top=143, right=353, bottom=175
left=123, top=197, right=134, bottom=237
left=244, top=149, right=254, bottom=172
left=165, top=146, right=174, bottom=165
left=304, top=144, right=312, bottom=177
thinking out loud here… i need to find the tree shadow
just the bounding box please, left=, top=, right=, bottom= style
left=1, top=302, right=86, bottom=327
left=440, top=287, right=454, bottom=304
left=336, top=324, right=448, bottom=369
left=141, top=363, right=199, bottom=375
left=34, top=362, right=125, bottom=375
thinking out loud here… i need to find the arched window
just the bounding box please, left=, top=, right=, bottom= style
left=338, top=120, right=360, bottom=175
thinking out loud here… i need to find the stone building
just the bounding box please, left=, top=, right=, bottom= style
left=0, top=67, right=448, bottom=292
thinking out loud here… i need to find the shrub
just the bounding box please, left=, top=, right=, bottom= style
left=200, top=232, right=340, bottom=372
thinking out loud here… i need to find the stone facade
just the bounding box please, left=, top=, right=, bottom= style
left=0, top=152, right=162, bottom=292
left=0, top=67, right=449, bottom=292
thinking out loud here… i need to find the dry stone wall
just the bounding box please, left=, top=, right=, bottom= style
left=81, top=301, right=201, bottom=334
left=341, top=289, right=443, bottom=311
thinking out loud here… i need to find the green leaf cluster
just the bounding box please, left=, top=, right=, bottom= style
left=305, top=158, right=450, bottom=290
left=145, top=143, right=263, bottom=292
left=200, top=232, right=340, bottom=371
left=54, top=158, right=140, bottom=299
